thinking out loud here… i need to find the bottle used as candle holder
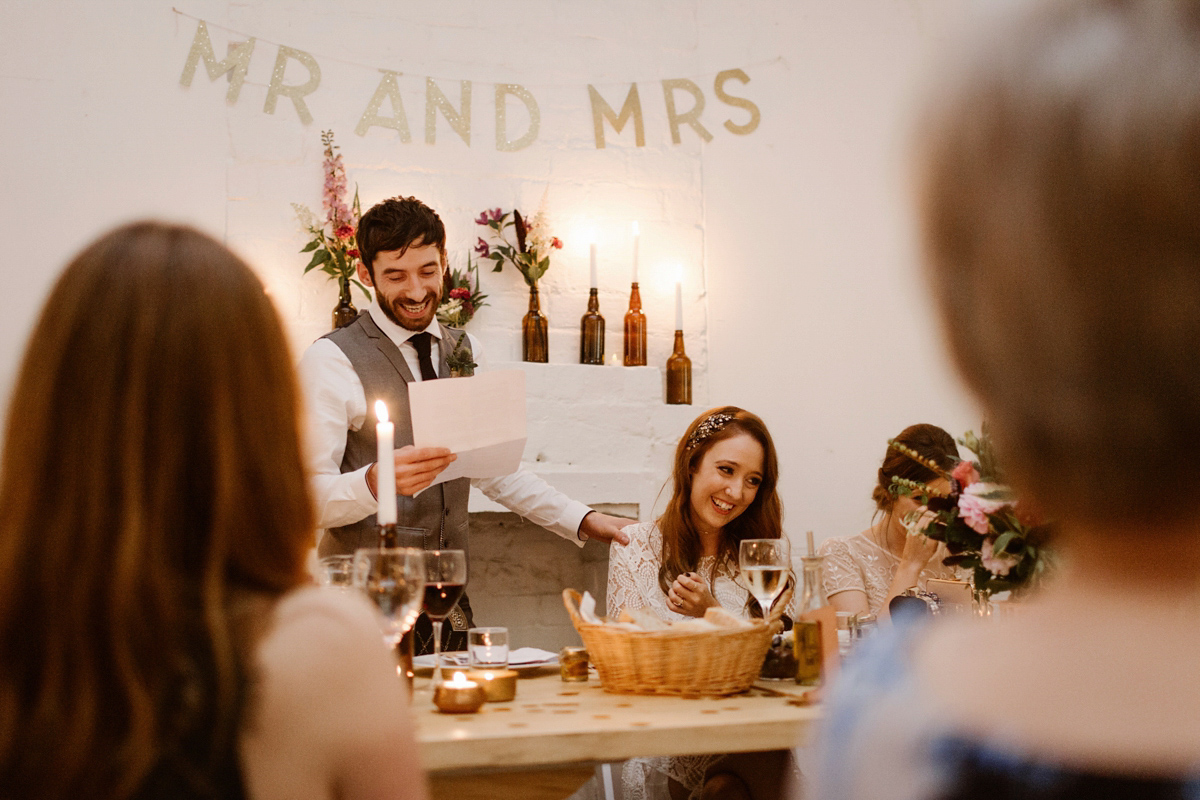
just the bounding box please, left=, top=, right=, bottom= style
left=522, top=284, right=549, bottom=363
left=580, top=288, right=605, bottom=365
left=665, top=330, right=692, bottom=405
left=623, top=283, right=647, bottom=366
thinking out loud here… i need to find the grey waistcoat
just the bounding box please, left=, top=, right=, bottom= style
left=317, top=312, right=472, bottom=559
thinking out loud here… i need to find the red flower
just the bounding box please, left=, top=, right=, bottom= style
left=475, top=238, right=490, bottom=257
left=449, top=287, right=470, bottom=300
left=951, top=460, right=980, bottom=489
left=335, top=224, right=355, bottom=240
left=551, top=237, right=563, bottom=250
left=347, top=248, right=360, bottom=259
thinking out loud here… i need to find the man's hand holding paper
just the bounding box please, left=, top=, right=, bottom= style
left=406, top=370, right=528, bottom=488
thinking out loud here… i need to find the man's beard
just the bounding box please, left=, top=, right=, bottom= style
left=379, top=288, right=441, bottom=331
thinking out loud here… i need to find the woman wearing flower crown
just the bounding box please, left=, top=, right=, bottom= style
left=607, top=406, right=792, bottom=800
left=818, top=423, right=960, bottom=619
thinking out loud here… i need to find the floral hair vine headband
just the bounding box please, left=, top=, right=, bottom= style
left=685, top=412, right=737, bottom=452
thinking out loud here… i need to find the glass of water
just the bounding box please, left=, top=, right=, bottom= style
left=317, top=555, right=354, bottom=588
left=352, top=548, right=426, bottom=649
left=468, top=627, right=509, bottom=669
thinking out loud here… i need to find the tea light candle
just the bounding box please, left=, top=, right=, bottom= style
left=433, top=671, right=486, bottom=714
left=559, top=646, right=589, bottom=682
left=465, top=668, right=519, bottom=702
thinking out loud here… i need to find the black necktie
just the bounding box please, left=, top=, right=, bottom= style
left=409, top=332, right=439, bottom=381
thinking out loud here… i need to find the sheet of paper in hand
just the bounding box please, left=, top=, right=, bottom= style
left=407, top=369, right=527, bottom=487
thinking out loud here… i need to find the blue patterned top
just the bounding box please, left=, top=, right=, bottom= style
left=814, top=612, right=1200, bottom=800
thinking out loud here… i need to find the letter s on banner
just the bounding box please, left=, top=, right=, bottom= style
left=714, top=69, right=761, bottom=135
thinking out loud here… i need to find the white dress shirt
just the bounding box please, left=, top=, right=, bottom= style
left=298, top=299, right=591, bottom=545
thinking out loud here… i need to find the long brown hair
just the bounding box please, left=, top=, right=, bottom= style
left=656, top=406, right=783, bottom=595
left=0, top=222, right=315, bottom=798
left=871, top=424, right=958, bottom=513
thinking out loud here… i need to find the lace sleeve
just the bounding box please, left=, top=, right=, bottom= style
left=819, top=537, right=867, bottom=598
left=606, top=522, right=659, bottom=618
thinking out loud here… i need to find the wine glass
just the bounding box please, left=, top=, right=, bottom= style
left=352, top=547, right=426, bottom=650
left=739, top=538, right=791, bottom=619
left=423, top=549, right=467, bottom=685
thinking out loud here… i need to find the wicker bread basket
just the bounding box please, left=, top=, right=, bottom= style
left=563, top=586, right=790, bottom=697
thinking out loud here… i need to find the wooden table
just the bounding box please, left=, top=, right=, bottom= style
left=414, top=669, right=821, bottom=799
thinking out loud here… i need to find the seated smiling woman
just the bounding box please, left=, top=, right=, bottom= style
left=608, top=406, right=793, bottom=800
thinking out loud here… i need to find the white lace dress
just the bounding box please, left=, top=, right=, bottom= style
left=605, top=522, right=795, bottom=800
left=818, top=532, right=959, bottom=616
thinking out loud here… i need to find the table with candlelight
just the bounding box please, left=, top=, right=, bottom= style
left=414, top=668, right=821, bottom=800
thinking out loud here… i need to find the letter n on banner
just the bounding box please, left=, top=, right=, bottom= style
left=264, top=46, right=321, bottom=125
left=179, top=20, right=255, bottom=104
left=588, top=84, right=645, bottom=149
left=426, top=79, right=472, bottom=146
left=356, top=70, right=411, bottom=141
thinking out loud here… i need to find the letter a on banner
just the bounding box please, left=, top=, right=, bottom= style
left=264, top=46, right=322, bottom=125
left=179, top=20, right=255, bottom=104
left=356, top=70, right=412, bottom=142
left=588, top=84, right=645, bottom=149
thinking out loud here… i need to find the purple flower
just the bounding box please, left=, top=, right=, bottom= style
left=475, top=237, right=490, bottom=257
left=475, top=211, right=490, bottom=225
left=490, top=207, right=503, bottom=221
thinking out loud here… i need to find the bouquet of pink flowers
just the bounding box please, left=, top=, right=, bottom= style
left=890, top=428, right=1051, bottom=595
left=292, top=130, right=369, bottom=301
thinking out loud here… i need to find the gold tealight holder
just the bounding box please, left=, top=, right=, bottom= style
left=433, top=671, right=486, bottom=714
left=465, top=669, right=519, bottom=702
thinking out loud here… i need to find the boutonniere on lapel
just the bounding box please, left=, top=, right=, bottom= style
left=446, top=332, right=477, bottom=378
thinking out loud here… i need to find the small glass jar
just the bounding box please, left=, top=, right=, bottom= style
left=559, top=646, right=589, bottom=682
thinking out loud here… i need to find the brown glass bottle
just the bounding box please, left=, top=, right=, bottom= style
left=580, top=289, right=605, bottom=365
left=623, top=283, right=647, bottom=366
left=665, top=330, right=691, bottom=404
left=332, top=278, right=358, bottom=330
left=523, top=284, right=549, bottom=363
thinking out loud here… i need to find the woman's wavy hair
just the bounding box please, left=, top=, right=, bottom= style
left=871, top=423, right=959, bottom=514
left=656, top=406, right=783, bottom=598
left=0, top=222, right=315, bottom=799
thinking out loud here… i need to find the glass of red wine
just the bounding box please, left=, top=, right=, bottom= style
left=423, top=549, right=467, bottom=685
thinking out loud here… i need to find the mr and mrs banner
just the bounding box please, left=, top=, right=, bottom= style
left=177, top=13, right=769, bottom=151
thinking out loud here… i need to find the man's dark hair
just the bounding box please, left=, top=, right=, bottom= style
left=356, top=196, right=447, bottom=279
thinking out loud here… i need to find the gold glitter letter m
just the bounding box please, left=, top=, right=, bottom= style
left=264, top=46, right=321, bottom=125
left=179, top=20, right=255, bottom=104
left=587, top=84, right=644, bottom=149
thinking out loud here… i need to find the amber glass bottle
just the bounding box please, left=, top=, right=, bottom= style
left=332, top=279, right=358, bottom=329
left=665, top=330, right=691, bottom=404
left=580, top=289, right=605, bottom=364
left=623, top=283, right=647, bottom=366
left=523, top=284, right=549, bottom=363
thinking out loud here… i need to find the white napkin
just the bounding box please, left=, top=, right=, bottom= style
left=579, top=591, right=601, bottom=624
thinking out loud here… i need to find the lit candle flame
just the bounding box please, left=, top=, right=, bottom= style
left=632, top=221, right=639, bottom=235
left=375, top=399, right=389, bottom=424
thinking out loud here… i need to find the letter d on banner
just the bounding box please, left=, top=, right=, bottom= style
left=495, top=84, right=540, bottom=152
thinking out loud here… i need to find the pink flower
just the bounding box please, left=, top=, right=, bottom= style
left=475, top=238, right=490, bottom=257
left=981, top=537, right=1019, bottom=577
left=335, top=224, right=355, bottom=240
left=952, top=460, right=980, bottom=489
left=449, top=287, right=470, bottom=300
left=551, top=237, right=563, bottom=250
left=957, top=482, right=1008, bottom=534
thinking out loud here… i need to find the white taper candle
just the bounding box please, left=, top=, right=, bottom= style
left=375, top=399, right=397, bottom=525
